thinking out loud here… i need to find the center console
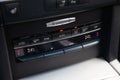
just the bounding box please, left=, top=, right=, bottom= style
left=0, top=0, right=118, bottom=80
left=5, top=10, right=102, bottom=79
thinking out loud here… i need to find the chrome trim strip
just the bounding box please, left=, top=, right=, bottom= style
left=64, top=45, right=82, bottom=52
left=83, top=40, right=100, bottom=48
left=0, top=0, right=14, bottom=2
left=46, top=17, right=76, bottom=27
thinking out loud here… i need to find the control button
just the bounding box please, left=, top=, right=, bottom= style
left=72, top=29, right=79, bottom=35
left=81, top=26, right=90, bottom=33
left=72, top=26, right=81, bottom=35
left=42, top=43, right=55, bottom=52
left=90, top=22, right=101, bottom=29
left=53, top=30, right=71, bottom=39
left=42, top=35, right=52, bottom=41
left=96, top=32, right=100, bottom=37
left=24, top=46, right=43, bottom=55
left=83, top=31, right=100, bottom=42
left=59, top=40, right=75, bottom=47
left=5, top=3, right=20, bottom=17
left=64, top=44, right=82, bottom=54
left=69, top=35, right=84, bottom=44
left=59, top=29, right=71, bottom=37
left=32, top=38, right=40, bottom=43
left=15, top=49, right=25, bottom=57
left=84, top=34, right=92, bottom=40
left=57, top=0, right=68, bottom=8
left=17, top=41, right=26, bottom=46
left=68, top=0, right=79, bottom=5
left=44, top=50, right=64, bottom=57
left=26, top=47, right=36, bottom=54
left=17, top=53, right=44, bottom=62
left=52, top=42, right=65, bottom=50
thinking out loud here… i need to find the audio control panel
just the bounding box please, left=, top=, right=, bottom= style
left=0, top=0, right=116, bottom=24
left=13, top=21, right=101, bottom=62
left=45, top=0, right=89, bottom=9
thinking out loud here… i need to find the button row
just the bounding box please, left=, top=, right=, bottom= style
left=45, top=0, right=88, bottom=9
left=57, top=0, right=88, bottom=8
left=14, top=22, right=101, bottom=48
left=16, top=40, right=100, bottom=62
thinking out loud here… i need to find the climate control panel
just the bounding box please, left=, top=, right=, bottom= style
left=13, top=21, right=101, bottom=62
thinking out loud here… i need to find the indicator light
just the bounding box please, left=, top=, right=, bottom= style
left=96, top=32, right=100, bottom=37
left=96, top=32, right=99, bottom=34
left=59, top=29, right=64, bottom=33
left=74, top=26, right=78, bottom=29
left=15, top=49, right=21, bottom=53
left=15, top=49, right=24, bottom=57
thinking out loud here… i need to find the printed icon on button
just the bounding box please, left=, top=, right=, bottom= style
left=59, top=0, right=66, bottom=7
left=62, top=0, right=66, bottom=3
left=10, top=7, right=17, bottom=14
left=33, top=39, right=40, bottom=43
left=15, top=49, right=24, bottom=57
left=27, top=48, right=36, bottom=53
left=71, top=0, right=77, bottom=4
left=85, top=35, right=91, bottom=40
